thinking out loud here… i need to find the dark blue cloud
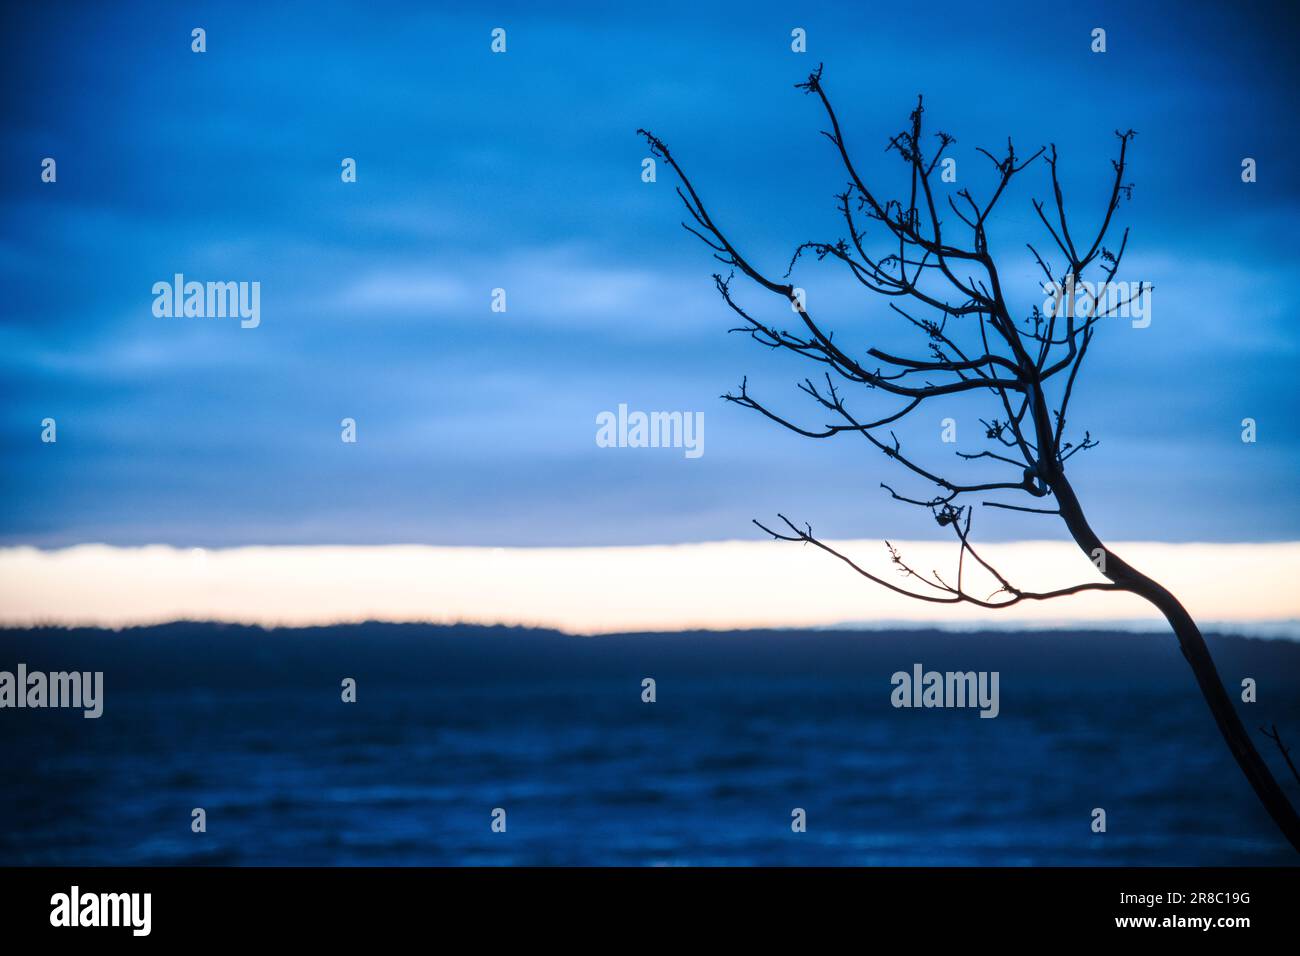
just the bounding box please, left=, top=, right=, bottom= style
left=2, top=0, right=1297, bottom=546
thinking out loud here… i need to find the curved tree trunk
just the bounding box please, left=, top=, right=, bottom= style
left=1050, top=473, right=1300, bottom=853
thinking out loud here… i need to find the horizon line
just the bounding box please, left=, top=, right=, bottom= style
left=4, top=615, right=1298, bottom=642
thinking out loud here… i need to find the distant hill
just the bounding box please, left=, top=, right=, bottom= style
left=2, top=622, right=1297, bottom=691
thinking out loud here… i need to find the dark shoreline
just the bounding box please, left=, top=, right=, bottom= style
left=3, top=621, right=1297, bottom=688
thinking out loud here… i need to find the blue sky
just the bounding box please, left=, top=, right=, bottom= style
left=2, top=0, right=1298, bottom=548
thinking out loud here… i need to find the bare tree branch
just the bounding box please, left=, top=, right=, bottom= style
left=641, top=66, right=1300, bottom=850
left=1261, top=725, right=1300, bottom=789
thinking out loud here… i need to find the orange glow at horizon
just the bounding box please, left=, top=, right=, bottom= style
left=1, top=540, right=1297, bottom=635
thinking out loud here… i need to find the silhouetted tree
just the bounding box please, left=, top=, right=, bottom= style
left=640, top=65, right=1300, bottom=852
